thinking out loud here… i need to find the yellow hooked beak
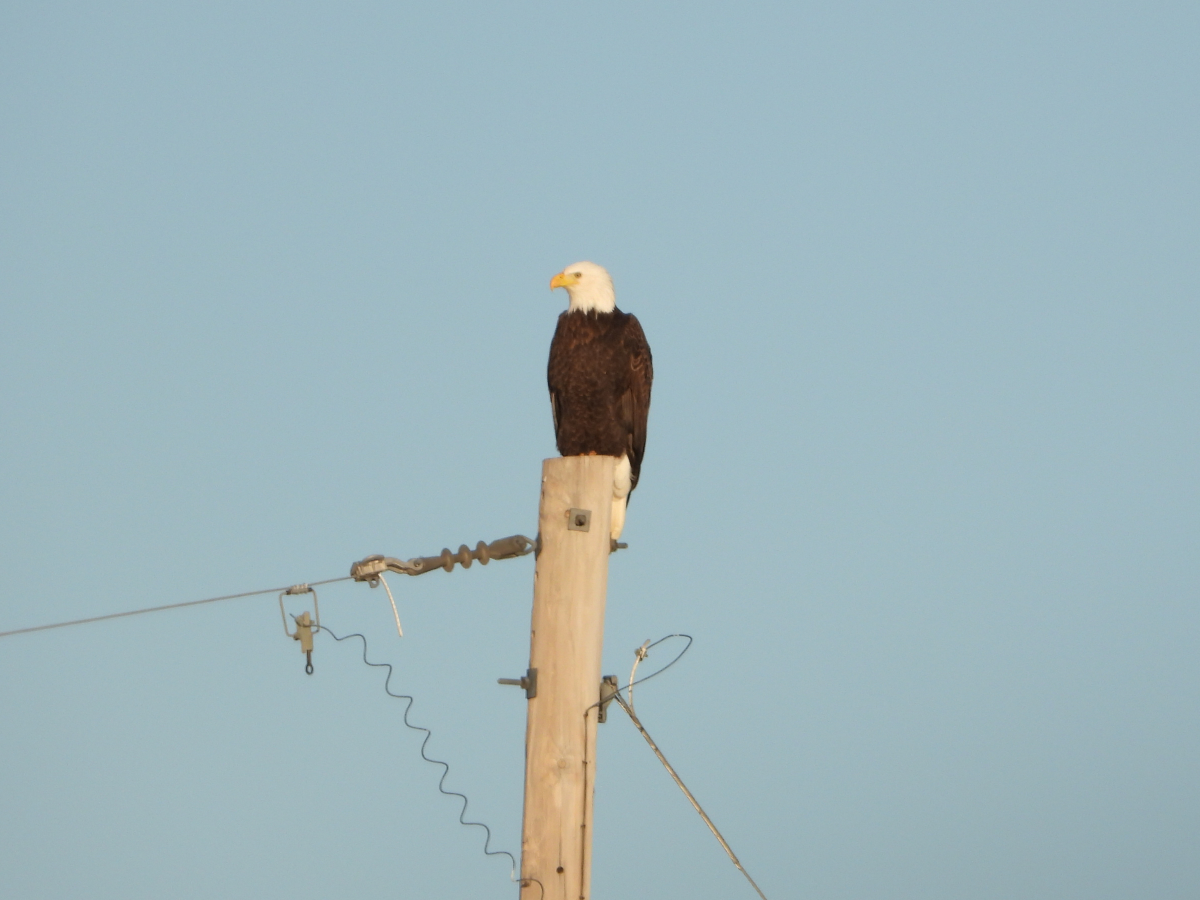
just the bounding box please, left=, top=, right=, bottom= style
left=550, top=270, right=581, bottom=290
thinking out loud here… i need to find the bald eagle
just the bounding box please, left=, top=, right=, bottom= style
left=548, top=261, right=653, bottom=543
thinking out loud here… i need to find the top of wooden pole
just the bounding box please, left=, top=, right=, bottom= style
left=521, top=455, right=615, bottom=900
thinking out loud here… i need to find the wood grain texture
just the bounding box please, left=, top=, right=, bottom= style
left=520, top=455, right=614, bottom=900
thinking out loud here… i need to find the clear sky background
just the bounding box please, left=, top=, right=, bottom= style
left=1, top=2, right=1197, bottom=898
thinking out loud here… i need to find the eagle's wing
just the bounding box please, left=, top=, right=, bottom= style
left=619, top=314, right=653, bottom=492
left=549, top=389, right=561, bottom=442
left=547, top=313, right=569, bottom=452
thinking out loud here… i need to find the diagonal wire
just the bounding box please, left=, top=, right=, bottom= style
left=614, top=692, right=770, bottom=900
left=316, top=625, right=518, bottom=882
left=601, top=635, right=769, bottom=900
left=0, top=576, right=354, bottom=639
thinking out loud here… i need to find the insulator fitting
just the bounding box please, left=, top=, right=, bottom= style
left=350, top=535, right=534, bottom=581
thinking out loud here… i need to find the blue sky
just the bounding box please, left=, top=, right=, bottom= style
left=1, top=2, right=1197, bottom=898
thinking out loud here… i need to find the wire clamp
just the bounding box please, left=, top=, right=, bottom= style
left=348, top=556, right=390, bottom=585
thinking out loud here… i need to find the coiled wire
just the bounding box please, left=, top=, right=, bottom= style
left=316, top=625, right=519, bottom=884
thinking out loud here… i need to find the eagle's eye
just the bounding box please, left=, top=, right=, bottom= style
left=574, top=272, right=582, bottom=278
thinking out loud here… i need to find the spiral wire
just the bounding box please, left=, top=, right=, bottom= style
left=316, top=625, right=520, bottom=886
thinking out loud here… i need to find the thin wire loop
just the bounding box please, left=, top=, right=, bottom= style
left=620, top=633, right=692, bottom=694
left=585, top=634, right=693, bottom=714
left=0, top=576, right=353, bottom=639
left=316, top=625, right=517, bottom=882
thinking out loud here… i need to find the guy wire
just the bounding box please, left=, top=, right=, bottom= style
left=316, top=625, right=519, bottom=884
left=0, top=576, right=354, bottom=639
left=614, top=692, right=770, bottom=900
left=590, top=634, right=769, bottom=899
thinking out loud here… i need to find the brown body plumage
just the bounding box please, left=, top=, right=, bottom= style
left=547, top=308, right=653, bottom=493
left=547, top=261, right=652, bottom=541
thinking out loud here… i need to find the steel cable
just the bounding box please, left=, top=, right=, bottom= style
left=0, top=576, right=354, bottom=639
left=597, top=635, right=770, bottom=900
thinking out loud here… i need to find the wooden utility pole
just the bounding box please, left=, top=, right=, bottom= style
left=519, top=455, right=615, bottom=900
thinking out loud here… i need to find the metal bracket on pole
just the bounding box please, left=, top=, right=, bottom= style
left=597, top=674, right=619, bottom=723
left=498, top=667, right=538, bottom=699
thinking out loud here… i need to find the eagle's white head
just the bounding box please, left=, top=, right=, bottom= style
left=550, top=261, right=616, bottom=314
